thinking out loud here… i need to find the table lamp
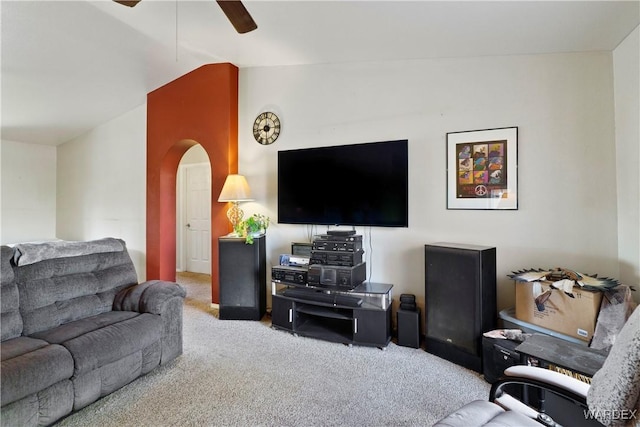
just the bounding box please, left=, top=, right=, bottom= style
left=218, top=174, right=254, bottom=234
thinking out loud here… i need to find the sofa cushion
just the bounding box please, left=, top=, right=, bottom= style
left=14, top=242, right=138, bottom=336
left=433, top=400, right=541, bottom=427
left=0, top=295, right=22, bottom=342
left=0, top=337, right=49, bottom=362
left=62, top=313, right=162, bottom=376
left=1, top=246, right=22, bottom=341
left=1, top=343, right=74, bottom=406
left=72, top=342, right=161, bottom=410
left=12, top=238, right=124, bottom=266
left=0, top=380, right=74, bottom=427
left=30, top=310, right=139, bottom=344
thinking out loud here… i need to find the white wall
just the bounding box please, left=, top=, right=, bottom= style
left=1, top=140, right=57, bottom=244
left=180, top=144, right=209, bottom=165
left=613, top=25, right=640, bottom=295
left=239, top=52, right=621, bottom=310
left=56, top=104, right=147, bottom=280
left=46, top=49, right=633, bottom=310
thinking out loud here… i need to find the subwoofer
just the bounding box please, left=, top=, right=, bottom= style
left=424, top=243, right=496, bottom=372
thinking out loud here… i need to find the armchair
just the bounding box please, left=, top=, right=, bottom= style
left=435, top=305, right=640, bottom=427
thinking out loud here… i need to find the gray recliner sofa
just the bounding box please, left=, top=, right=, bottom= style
left=0, top=238, right=186, bottom=426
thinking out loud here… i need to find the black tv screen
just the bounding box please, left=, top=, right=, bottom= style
left=278, top=140, right=408, bottom=227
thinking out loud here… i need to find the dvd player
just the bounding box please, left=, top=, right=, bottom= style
left=326, top=230, right=356, bottom=236
left=314, top=234, right=363, bottom=243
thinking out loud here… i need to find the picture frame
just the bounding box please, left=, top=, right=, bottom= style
left=446, top=127, right=518, bottom=210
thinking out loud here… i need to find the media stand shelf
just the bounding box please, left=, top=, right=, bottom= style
left=271, top=281, right=393, bottom=348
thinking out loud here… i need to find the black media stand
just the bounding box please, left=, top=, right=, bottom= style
left=271, top=281, right=393, bottom=348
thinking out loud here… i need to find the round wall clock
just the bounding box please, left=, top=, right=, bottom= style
left=253, top=112, right=281, bottom=145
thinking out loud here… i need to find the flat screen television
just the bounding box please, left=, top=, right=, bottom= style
left=278, top=140, right=408, bottom=227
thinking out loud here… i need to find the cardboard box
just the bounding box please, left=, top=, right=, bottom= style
left=515, top=281, right=603, bottom=342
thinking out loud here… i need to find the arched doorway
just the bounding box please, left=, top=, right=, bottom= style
left=177, top=143, right=213, bottom=308
left=146, top=63, right=238, bottom=304
left=177, top=144, right=212, bottom=276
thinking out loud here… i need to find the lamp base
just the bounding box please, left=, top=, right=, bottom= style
left=227, top=202, right=244, bottom=232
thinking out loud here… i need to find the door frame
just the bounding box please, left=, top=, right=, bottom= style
left=176, top=161, right=211, bottom=273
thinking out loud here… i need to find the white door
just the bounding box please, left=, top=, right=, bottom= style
left=185, top=164, right=211, bottom=274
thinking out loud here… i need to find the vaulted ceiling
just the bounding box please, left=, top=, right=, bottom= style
left=2, top=1, right=638, bottom=146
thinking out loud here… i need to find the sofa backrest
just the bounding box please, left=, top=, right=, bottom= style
left=6, top=238, right=139, bottom=337
left=1, top=246, right=22, bottom=341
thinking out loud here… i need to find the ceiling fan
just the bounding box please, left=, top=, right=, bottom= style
left=114, top=0, right=258, bottom=34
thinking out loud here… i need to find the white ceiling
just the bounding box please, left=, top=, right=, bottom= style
left=2, top=0, right=638, bottom=146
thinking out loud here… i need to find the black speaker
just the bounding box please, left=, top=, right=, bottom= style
left=219, top=236, right=266, bottom=320
left=424, top=243, right=496, bottom=372
left=397, top=308, right=421, bottom=348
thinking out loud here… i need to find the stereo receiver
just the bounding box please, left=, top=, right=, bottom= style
left=272, top=265, right=308, bottom=285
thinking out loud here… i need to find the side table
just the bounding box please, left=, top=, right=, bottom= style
left=516, top=333, right=607, bottom=379
left=515, top=333, right=608, bottom=427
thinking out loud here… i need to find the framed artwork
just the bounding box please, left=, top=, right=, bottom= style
left=446, top=127, right=518, bottom=210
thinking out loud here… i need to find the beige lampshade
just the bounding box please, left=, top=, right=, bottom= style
left=218, top=174, right=253, bottom=202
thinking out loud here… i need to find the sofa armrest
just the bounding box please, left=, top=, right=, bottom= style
left=490, top=365, right=590, bottom=405
left=114, top=280, right=186, bottom=315
left=114, top=280, right=187, bottom=364
left=487, top=365, right=591, bottom=427
left=503, top=365, right=590, bottom=399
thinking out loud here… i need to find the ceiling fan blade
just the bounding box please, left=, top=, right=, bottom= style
left=216, top=0, right=257, bottom=34
left=114, top=0, right=141, bottom=7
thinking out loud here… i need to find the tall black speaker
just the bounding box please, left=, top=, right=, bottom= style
left=219, top=235, right=266, bottom=320
left=424, top=242, right=496, bottom=372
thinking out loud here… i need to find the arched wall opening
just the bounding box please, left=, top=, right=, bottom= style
left=177, top=144, right=212, bottom=276
left=147, top=63, right=238, bottom=304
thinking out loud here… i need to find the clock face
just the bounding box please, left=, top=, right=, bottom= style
left=253, top=112, right=281, bottom=145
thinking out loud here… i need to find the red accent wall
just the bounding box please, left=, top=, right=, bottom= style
left=147, top=63, right=238, bottom=304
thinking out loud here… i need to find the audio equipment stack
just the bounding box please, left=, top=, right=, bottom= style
left=270, top=232, right=393, bottom=348
left=271, top=231, right=366, bottom=290
left=307, top=230, right=366, bottom=290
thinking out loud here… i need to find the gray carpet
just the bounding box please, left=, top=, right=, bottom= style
left=56, top=273, right=490, bottom=427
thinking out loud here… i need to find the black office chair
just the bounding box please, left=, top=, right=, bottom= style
left=434, top=305, right=640, bottom=427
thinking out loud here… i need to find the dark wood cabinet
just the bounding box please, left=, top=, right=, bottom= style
left=218, top=236, right=266, bottom=320
left=271, top=295, right=294, bottom=331
left=424, top=242, right=496, bottom=372
left=353, top=308, right=391, bottom=347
